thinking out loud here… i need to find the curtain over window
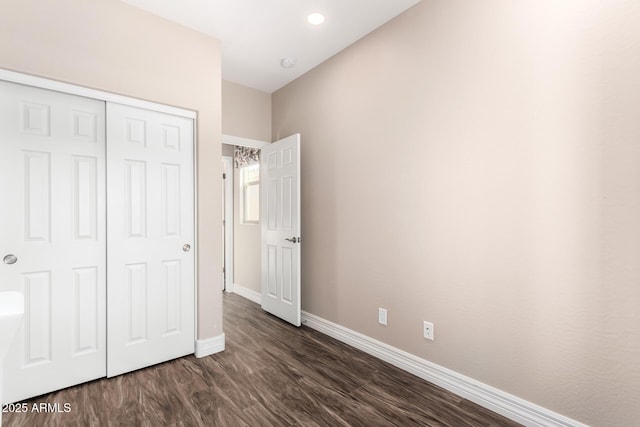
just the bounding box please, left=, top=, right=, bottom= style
left=234, top=146, right=260, bottom=168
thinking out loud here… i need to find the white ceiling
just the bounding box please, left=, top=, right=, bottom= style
left=121, top=0, right=421, bottom=93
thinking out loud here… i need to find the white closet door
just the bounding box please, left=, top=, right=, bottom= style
left=106, top=103, right=195, bottom=377
left=0, top=81, right=106, bottom=402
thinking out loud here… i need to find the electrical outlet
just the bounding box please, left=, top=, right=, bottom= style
left=423, top=321, right=434, bottom=340
left=378, top=308, right=387, bottom=326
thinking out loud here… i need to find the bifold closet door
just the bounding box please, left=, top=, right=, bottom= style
left=106, top=103, right=195, bottom=377
left=0, top=80, right=107, bottom=403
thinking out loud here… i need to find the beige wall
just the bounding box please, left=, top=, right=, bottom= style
left=222, top=80, right=271, bottom=141
left=222, top=81, right=271, bottom=293
left=272, top=1, right=640, bottom=426
left=222, top=144, right=234, bottom=157
left=0, top=0, right=223, bottom=339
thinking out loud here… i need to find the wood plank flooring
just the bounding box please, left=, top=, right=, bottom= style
left=4, top=293, right=521, bottom=426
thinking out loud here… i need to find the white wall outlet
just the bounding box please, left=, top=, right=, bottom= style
left=378, top=308, right=387, bottom=326
left=423, top=321, right=434, bottom=340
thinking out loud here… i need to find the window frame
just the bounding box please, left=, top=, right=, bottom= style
left=240, top=163, right=260, bottom=225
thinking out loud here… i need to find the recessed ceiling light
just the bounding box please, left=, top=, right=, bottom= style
left=307, top=12, right=325, bottom=25
left=281, top=57, right=297, bottom=68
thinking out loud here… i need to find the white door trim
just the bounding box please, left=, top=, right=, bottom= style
left=0, top=68, right=196, bottom=119
left=222, top=134, right=269, bottom=149
left=222, top=156, right=234, bottom=292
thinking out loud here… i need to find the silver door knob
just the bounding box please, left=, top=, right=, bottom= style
left=3, top=254, right=17, bottom=265
left=183, top=244, right=191, bottom=252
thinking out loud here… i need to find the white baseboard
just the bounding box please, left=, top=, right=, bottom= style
left=195, top=333, right=225, bottom=358
left=231, top=283, right=262, bottom=305
left=301, top=311, right=586, bottom=427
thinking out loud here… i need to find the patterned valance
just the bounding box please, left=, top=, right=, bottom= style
left=234, top=146, right=260, bottom=168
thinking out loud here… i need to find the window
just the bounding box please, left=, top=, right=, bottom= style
left=240, top=163, right=260, bottom=224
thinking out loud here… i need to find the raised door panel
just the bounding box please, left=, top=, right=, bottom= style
left=71, top=110, right=98, bottom=142
left=73, top=267, right=99, bottom=355
left=282, top=248, right=293, bottom=304
left=73, top=156, right=98, bottom=240
left=161, top=164, right=181, bottom=238
left=124, top=160, right=148, bottom=239
left=23, top=151, right=52, bottom=242
left=24, top=271, right=52, bottom=364
left=267, top=245, right=278, bottom=298
left=126, top=263, right=148, bottom=344
left=162, top=260, right=182, bottom=336
left=20, top=102, right=50, bottom=136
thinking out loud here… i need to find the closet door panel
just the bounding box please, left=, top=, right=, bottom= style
left=106, top=103, right=195, bottom=377
left=0, top=80, right=106, bottom=403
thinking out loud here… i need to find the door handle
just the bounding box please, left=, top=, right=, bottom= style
left=3, top=254, right=17, bottom=265
left=284, top=237, right=296, bottom=243
left=183, top=244, right=191, bottom=252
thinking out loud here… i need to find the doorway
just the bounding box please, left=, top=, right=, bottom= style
left=221, top=136, right=267, bottom=304
left=221, top=134, right=302, bottom=327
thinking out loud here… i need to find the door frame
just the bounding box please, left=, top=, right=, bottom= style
left=221, top=135, right=268, bottom=300
left=222, top=155, right=234, bottom=292
left=0, top=69, right=195, bottom=119
left=0, top=68, right=200, bottom=345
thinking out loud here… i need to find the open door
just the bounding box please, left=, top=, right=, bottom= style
left=260, top=134, right=301, bottom=326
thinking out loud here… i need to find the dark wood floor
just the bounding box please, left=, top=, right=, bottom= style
left=4, top=293, right=520, bottom=426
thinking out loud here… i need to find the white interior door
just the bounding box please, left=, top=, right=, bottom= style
left=260, top=134, right=301, bottom=326
left=0, top=81, right=106, bottom=402
left=106, top=103, right=195, bottom=377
